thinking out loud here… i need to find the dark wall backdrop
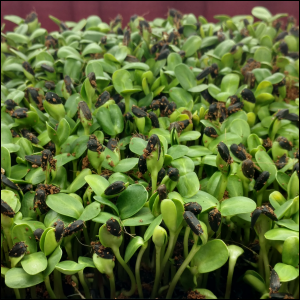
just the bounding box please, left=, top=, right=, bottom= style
left=1, top=1, right=299, bottom=32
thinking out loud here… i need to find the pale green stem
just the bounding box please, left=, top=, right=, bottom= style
left=72, top=160, right=77, bottom=180
left=198, top=164, right=204, bottom=180
left=225, top=257, right=237, bottom=299
left=83, top=227, right=91, bottom=246
left=65, top=240, right=73, bottom=260
left=151, top=171, right=158, bottom=196
left=160, top=231, right=176, bottom=280
left=166, top=235, right=200, bottom=299
left=151, top=246, right=162, bottom=298
left=14, top=289, right=21, bottom=299
left=2, top=238, right=10, bottom=267
left=260, top=240, right=270, bottom=288
left=108, top=273, right=116, bottom=299
left=293, top=282, right=299, bottom=299
left=30, top=286, right=37, bottom=299
left=78, top=270, right=91, bottom=299
left=92, top=223, right=100, bottom=240
left=202, top=273, right=208, bottom=288
left=44, top=275, right=57, bottom=299
left=112, top=245, right=136, bottom=297
left=135, top=242, right=148, bottom=299
left=54, top=269, right=66, bottom=299
left=184, top=227, right=191, bottom=259
left=243, top=228, right=250, bottom=246
left=96, top=164, right=102, bottom=175
left=257, top=192, right=264, bottom=207
left=124, top=94, right=131, bottom=113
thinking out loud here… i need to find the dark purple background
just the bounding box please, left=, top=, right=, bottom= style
left=1, top=1, right=299, bottom=32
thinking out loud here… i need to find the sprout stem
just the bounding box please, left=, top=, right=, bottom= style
left=83, top=227, right=90, bottom=246
left=293, top=282, right=299, bottom=299
left=166, top=234, right=201, bottom=299
left=198, top=164, right=204, bottom=180
left=65, top=240, right=73, bottom=260
left=243, top=228, right=250, bottom=245
left=78, top=270, right=91, bottom=299
left=44, top=275, right=57, bottom=299
left=225, top=257, right=237, bottom=299
left=30, top=286, right=37, bottom=299
left=112, top=245, right=136, bottom=297
left=257, top=192, right=263, bottom=207
left=2, top=238, right=10, bottom=267
left=151, top=171, right=158, bottom=196
left=108, top=273, right=116, bottom=299
left=54, top=269, right=66, bottom=299
left=184, top=226, right=191, bottom=259
left=72, top=160, right=77, bottom=180
left=136, top=242, right=148, bottom=298
left=3, top=226, right=13, bottom=250
left=160, top=231, right=176, bottom=279
left=259, top=239, right=270, bottom=288
left=14, top=289, right=21, bottom=299
left=124, top=94, right=130, bottom=113
left=151, top=245, right=162, bottom=298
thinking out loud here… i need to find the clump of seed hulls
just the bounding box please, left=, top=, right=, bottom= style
left=9, top=241, right=28, bottom=257
left=63, top=220, right=85, bottom=237
left=104, top=181, right=126, bottom=196
left=183, top=211, right=203, bottom=236
left=208, top=208, right=222, bottom=232
left=106, top=218, right=122, bottom=237
left=92, top=242, right=115, bottom=260
left=251, top=206, right=278, bottom=228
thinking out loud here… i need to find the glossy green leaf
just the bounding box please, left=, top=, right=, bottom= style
left=194, top=240, right=229, bottom=273
left=94, top=196, right=119, bottom=215
left=179, top=131, right=201, bottom=142
left=255, top=150, right=276, bottom=186
left=21, top=252, right=47, bottom=275
left=182, top=36, right=202, bottom=57
left=167, top=145, right=189, bottom=160
left=220, top=196, right=256, bottom=216
left=174, top=64, right=197, bottom=90
left=5, top=268, right=44, bottom=288
left=144, top=214, right=163, bottom=242
left=96, top=104, right=124, bottom=136
left=114, top=158, right=138, bottom=173
left=208, top=133, right=242, bottom=154
left=229, top=119, right=250, bottom=145
left=171, top=156, right=195, bottom=175
left=276, top=219, right=299, bottom=232
left=226, top=175, right=244, bottom=198
left=55, top=261, right=85, bottom=275
left=43, top=246, right=63, bottom=277
left=282, top=236, right=299, bottom=267
left=252, top=7, right=272, bottom=21
left=93, top=211, right=117, bottom=224
left=183, top=191, right=219, bottom=213
left=79, top=201, right=101, bottom=221
left=129, top=137, right=148, bottom=155
left=12, top=224, right=36, bottom=254
left=274, top=263, right=299, bottom=282
left=85, top=174, right=109, bottom=196
left=46, top=193, right=84, bottom=219
left=169, top=87, right=193, bottom=107
left=177, top=172, right=199, bottom=198
left=265, top=228, right=299, bottom=241
left=124, top=236, right=145, bottom=263
left=221, top=73, right=240, bottom=95
left=122, top=207, right=155, bottom=226
left=116, top=184, right=148, bottom=219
